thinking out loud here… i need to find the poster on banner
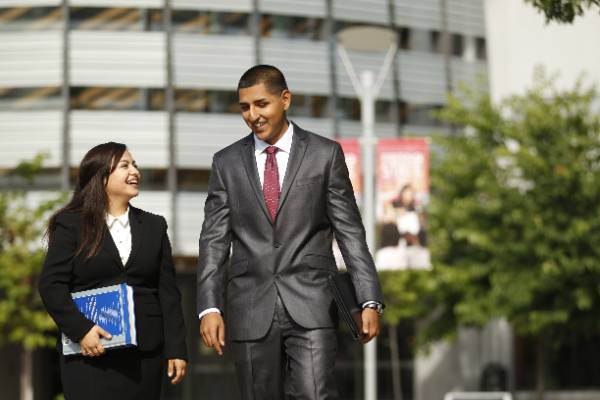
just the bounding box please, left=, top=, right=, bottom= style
left=375, top=138, right=431, bottom=271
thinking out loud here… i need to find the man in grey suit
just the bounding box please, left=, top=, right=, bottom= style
left=197, top=65, right=384, bottom=400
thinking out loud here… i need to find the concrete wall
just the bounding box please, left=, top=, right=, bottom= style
left=415, top=319, right=513, bottom=400
left=485, top=0, right=600, bottom=103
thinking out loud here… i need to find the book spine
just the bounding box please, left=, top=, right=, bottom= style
left=127, top=285, right=137, bottom=345
left=120, top=283, right=131, bottom=345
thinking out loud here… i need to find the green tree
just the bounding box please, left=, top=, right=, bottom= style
left=425, top=71, right=600, bottom=399
left=525, top=0, right=600, bottom=22
left=0, top=154, right=64, bottom=400
left=380, top=269, right=438, bottom=400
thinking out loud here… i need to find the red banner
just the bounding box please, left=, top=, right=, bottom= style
left=337, top=137, right=431, bottom=270
left=375, top=138, right=430, bottom=270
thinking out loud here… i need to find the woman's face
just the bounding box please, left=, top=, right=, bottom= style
left=105, top=150, right=140, bottom=203
left=401, top=187, right=415, bottom=206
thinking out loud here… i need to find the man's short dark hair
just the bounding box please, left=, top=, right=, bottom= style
left=238, top=65, right=289, bottom=94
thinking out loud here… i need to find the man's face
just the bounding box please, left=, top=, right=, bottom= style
left=239, top=83, right=291, bottom=145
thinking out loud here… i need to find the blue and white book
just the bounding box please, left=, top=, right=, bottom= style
left=62, top=283, right=137, bottom=356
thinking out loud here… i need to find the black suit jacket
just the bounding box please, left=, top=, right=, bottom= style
left=39, top=206, right=187, bottom=360
left=196, top=123, right=383, bottom=341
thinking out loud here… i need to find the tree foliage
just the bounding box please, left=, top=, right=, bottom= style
left=0, top=155, right=64, bottom=349
left=525, top=0, right=600, bottom=22
left=421, top=70, right=600, bottom=348
left=380, top=270, right=437, bottom=327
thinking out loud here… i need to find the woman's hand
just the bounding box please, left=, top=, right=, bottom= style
left=80, top=325, right=112, bottom=357
left=167, top=359, right=187, bottom=385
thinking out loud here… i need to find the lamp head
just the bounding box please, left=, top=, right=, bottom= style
left=337, top=26, right=397, bottom=52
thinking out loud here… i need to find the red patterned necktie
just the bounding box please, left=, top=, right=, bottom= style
left=263, top=146, right=280, bottom=222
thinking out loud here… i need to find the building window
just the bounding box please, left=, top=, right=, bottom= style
left=172, top=10, right=210, bottom=33
left=334, top=100, right=404, bottom=124
left=261, top=15, right=323, bottom=40
left=311, top=95, right=328, bottom=118
left=291, top=16, right=324, bottom=40
left=429, top=30, right=441, bottom=53
left=70, top=8, right=144, bottom=31
left=476, top=37, right=487, bottom=61
left=0, top=87, right=62, bottom=110
left=0, top=167, right=62, bottom=190
left=399, top=27, right=411, bottom=50
left=149, top=89, right=165, bottom=111
left=147, top=9, right=164, bottom=31
left=337, top=97, right=361, bottom=121
left=137, top=168, right=167, bottom=190
left=214, top=12, right=249, bottom=35
left=209, top=91, right=239, bottom=113
left=406, top=104, right=443, bottom=127
left=452, top=33, right=464, bottom=57
left=177, top=169, right=210, bottom=191
left=68, top=88, right=245, bottom=113
left=70, top=87, right=165, bottom=111
left=175, top=89, right=239, bottom=114
left=397, top=100, right=409, bottom=125
left=0, top=7, right=62, bottom=31
left=175, top=89, right=209, bottom=112
left=261, top=14, right=292, bottom=38
left=172, top=11, right=249, bottom=35
left=375, top=100, right=394, bottom=123
left=288, top=95, right=328, bottom=118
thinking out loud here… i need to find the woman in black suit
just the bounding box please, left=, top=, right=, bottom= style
left=39, top=142, right=188, bottom=399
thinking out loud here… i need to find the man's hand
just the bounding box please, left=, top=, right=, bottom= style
left=167, top=358, right=187, bottom=385
left=80, top=325, right=112, bottom=357
left=360, top=308, right=380, bottom=344
left=200, top=312, right=226, bottom=355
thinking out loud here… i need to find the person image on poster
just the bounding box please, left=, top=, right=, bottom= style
left=376, top=184, right=431, bottom=270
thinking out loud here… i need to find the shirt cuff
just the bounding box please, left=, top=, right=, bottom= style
left=198, top=308, right=221, bottom=320
left=361, top=301, right=382, bottom=309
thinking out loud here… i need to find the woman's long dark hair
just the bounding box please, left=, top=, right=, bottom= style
left=47, top=142, right=127, bottom=259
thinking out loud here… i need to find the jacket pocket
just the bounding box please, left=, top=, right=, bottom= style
left=303, top=253, right=337, bottom=272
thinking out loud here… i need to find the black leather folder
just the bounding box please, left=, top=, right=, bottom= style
left=328, top=271, right=363, bottom=340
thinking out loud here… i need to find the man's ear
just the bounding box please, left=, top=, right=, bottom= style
left=281, top=89, right=292, bottom=111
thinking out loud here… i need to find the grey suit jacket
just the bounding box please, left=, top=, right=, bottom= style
left=196, top=123, right=383, bottom=341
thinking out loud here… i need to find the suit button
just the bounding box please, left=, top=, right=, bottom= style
left=273, top=241, right=281, bottom=248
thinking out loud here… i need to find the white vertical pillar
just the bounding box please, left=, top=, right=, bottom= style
left=360, top=69, right=378, bottom=400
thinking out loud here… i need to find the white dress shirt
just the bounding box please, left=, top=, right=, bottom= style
left=253, top=122, right=294, bottom=188
left=198, top=123, right=294, bottom=320
left=106, top=208, right=131, bottom=266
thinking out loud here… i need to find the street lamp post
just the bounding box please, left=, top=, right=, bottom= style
left=337, top=26, right=397, bottom=400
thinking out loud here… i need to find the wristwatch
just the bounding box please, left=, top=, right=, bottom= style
left=363, top=302, right=384, bottom=316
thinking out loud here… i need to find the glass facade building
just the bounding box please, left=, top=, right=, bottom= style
left=0, top=1, right=487, bottom=399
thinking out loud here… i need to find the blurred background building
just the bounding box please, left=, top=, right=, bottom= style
left=0, top=1, right=489, bottom=399
left=483, top=1, right=600, bottom=399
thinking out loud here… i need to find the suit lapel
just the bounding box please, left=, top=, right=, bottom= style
left=240, top=133, right=272, bottom=223
left=104, top=230, right=124, bottom=268
left=124, top=206, right=143, bottom=269
left=276, top=125, right=308, bottom=216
